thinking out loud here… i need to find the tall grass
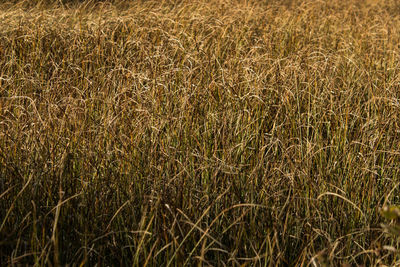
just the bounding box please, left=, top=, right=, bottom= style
left=1, top=0, right=400, bottom=265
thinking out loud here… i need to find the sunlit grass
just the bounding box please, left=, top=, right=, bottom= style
left=1, top=0, right=400, bottom=265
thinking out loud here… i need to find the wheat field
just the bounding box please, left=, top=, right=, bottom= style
left=1, top=0, right=400, bottom=265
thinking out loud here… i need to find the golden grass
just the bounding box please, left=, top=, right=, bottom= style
left=1, top=0, right=400, bottom=265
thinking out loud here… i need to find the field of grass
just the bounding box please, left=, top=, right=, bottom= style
left=1, top=0, right=400, bottom=265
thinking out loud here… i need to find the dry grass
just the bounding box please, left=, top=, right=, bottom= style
left=1, top=0, right=400, bottom=265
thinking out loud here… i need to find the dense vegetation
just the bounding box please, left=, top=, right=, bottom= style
left=1, top=0, right=400, bottom=265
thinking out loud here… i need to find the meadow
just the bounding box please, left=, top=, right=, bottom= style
left=1, top=0, right=400, bottom=265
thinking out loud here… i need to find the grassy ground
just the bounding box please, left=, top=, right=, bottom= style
left=1, top=0, right=400, bottom=265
